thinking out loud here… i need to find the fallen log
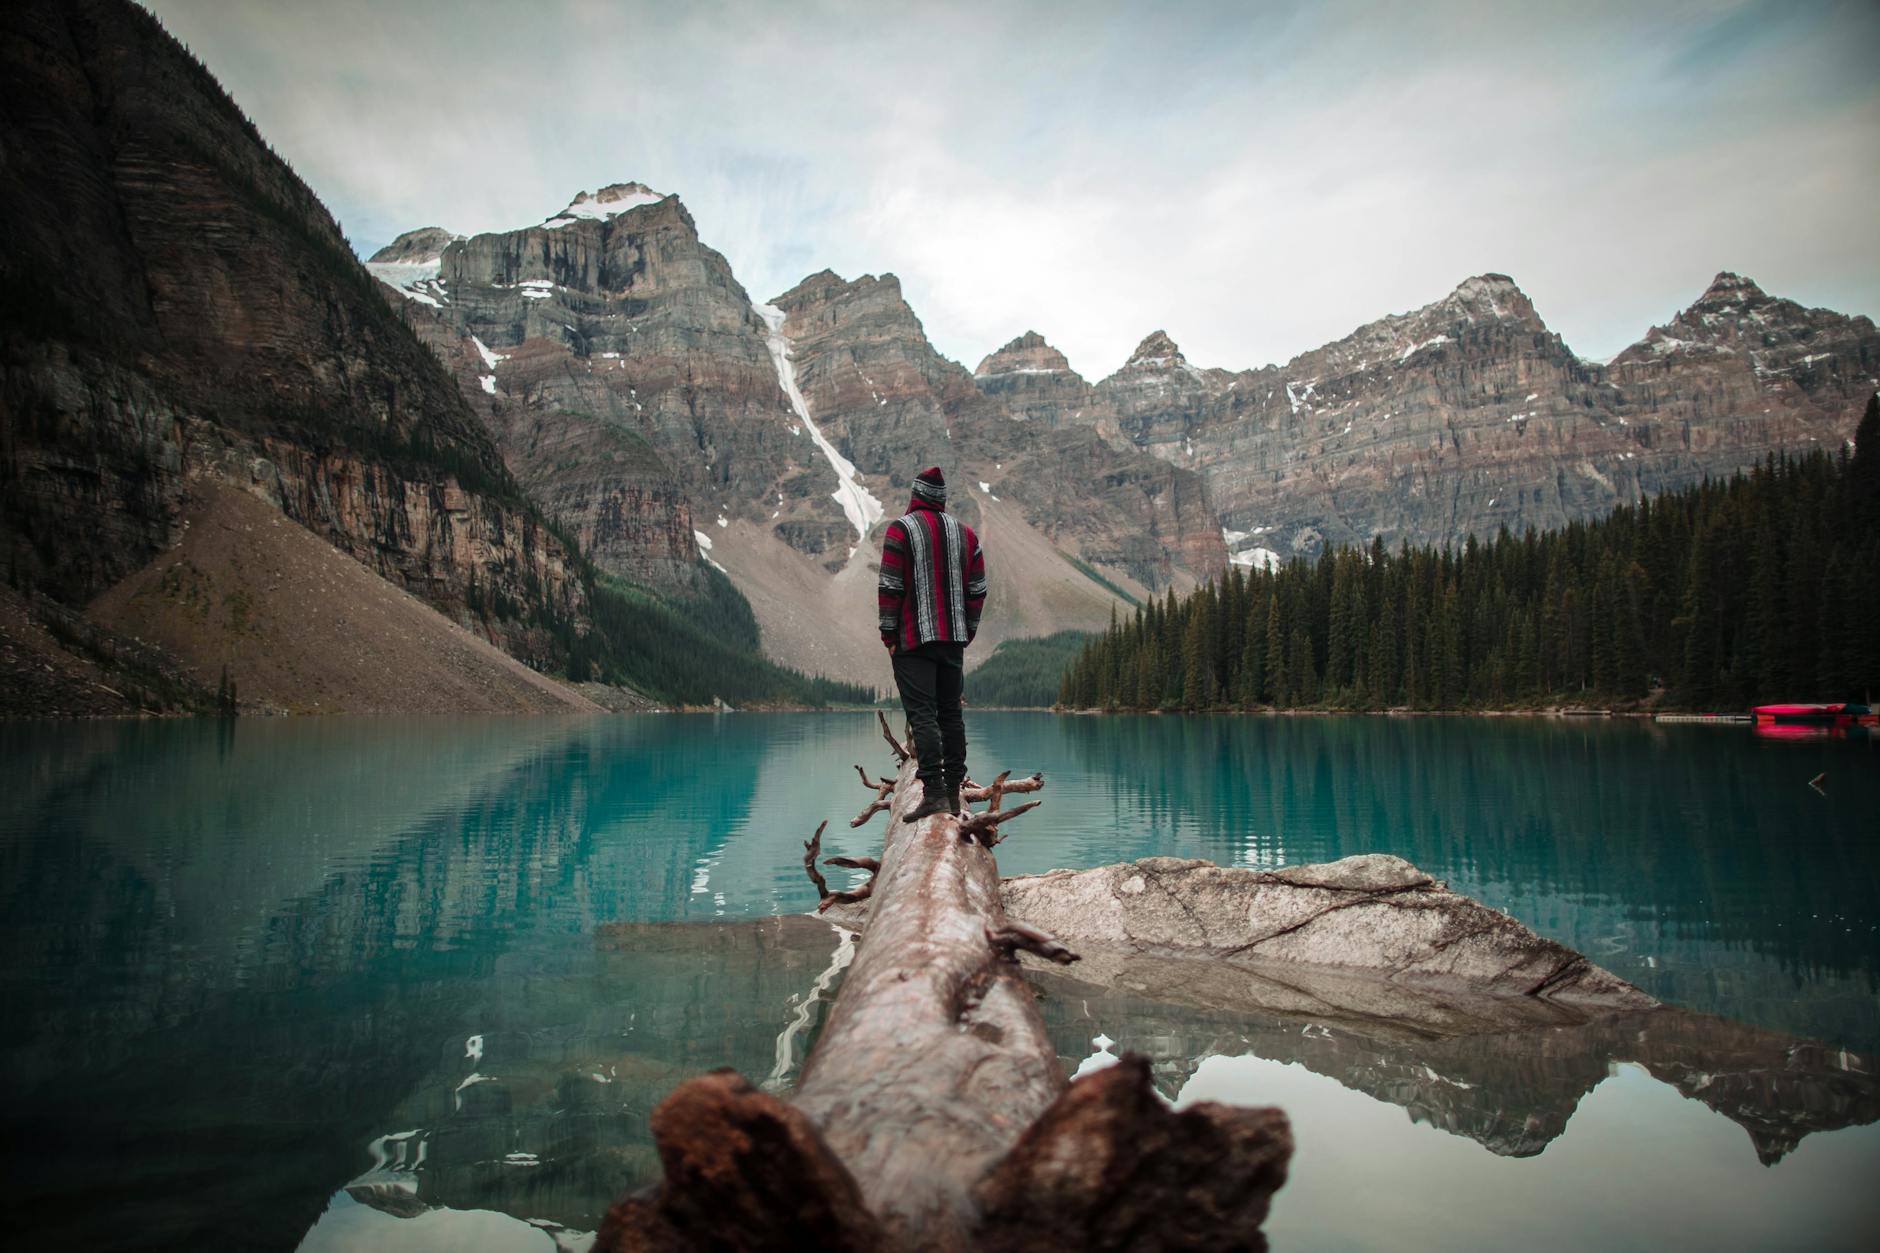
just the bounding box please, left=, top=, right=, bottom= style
left=601, top=748, right=1291, bottom=1251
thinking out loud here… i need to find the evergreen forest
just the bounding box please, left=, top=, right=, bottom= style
left=967, top=631, right=1091, bottom=707
left=570, top=567, right=873, bottom=708
left=1059, top=395, right=1880, bottom=712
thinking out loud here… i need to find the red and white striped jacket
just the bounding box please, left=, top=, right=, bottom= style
left=877, top=495, right=987, bottom=650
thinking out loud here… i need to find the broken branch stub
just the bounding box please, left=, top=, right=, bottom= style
left=851, top=763, right=898, bottom=826
left=596, top=1069, right=881, bottom=1253
left=973, top=1054, right=1292, bottom=1253
left=957, top=798, right=1042, bottom=848
left=803, top=825, right=882, bottom=914
left=817, top=877, right=875, bottom=913
left=986, top=921, right=1080, bottom=966
left=801, top=821, right=831, bottom=901
left=964, top=772, right=1042, bottom=803
left=876, top=710, right=910, bottom=764
left=986, top=769, right=1011, bottom=814
left=850, top=796, right=893, bottom=828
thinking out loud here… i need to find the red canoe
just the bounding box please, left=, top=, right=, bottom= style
left=1752, top=702, right=1875, bottom=728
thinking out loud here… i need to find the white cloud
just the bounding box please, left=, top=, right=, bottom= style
left=145, top=0, right=1880, bottom=377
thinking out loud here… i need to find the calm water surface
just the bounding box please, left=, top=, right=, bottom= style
left=1, top=713, right=1875, bottom=1250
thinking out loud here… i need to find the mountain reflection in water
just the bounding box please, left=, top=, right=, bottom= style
left=302, top=916, right=1880, bottom=1251
left=1, top=713, right=1875, bottom=1250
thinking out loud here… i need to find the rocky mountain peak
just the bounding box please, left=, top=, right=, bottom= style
left=1696, top=271, right=1767, bottom=306
left=975, top=330, right=1072, bottom=378
left=778, top=269, right=867, bottom=304
left=1124, top=330, right=1187, bottom=371
left=1441, top=273, right=1542, bottom=327
left=1614, top=271, right=1873, bottom=370
left=368, top=227, right=459, bottom=264
left=543, top=181, right=667, bottom=228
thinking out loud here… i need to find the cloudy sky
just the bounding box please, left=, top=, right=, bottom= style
left=145, top=0, right=1879, bottom=378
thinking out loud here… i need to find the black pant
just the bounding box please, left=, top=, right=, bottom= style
left=891, top=641, right=967, bottom=793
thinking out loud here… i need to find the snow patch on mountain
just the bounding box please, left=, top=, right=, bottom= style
left=1222, top=527, right=1281, bottom=570
left=365, top=259, right=449, bottom=306
left=1229, top=546, right=1281, bottom=571
left=471, top=337, right=506, bottom=370
left=544, top=182, right=666, bottom=228
left=753, top=301, right=884, bottom=541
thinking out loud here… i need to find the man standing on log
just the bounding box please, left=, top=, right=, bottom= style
left=878, top=466, right=987, bottom=820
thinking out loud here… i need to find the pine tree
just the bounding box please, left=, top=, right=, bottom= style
left=1181, top=596, right=1211, bottom=710
left=1325, top=552, right=1360, bottom=697
left=1264, top=592, right=1285, bottom=705
left=1437, top=582, right=1463, bottom=708
left=1372, top=592, right=1399, bottom=706
left=1287, top=624, right=1318, bottom=705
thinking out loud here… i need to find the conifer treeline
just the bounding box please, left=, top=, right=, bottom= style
left=1059, top=395, right=1880, bottom=712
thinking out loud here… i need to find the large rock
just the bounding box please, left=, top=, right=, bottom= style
left=1002, top=853, right=1653, bottom=1008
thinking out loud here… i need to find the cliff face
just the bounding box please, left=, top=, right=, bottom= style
left=772, top=273, right=1227, bottom=592
left=372, top=190, right=816, bottom=589
left=0, top=0, right=587, bottom=669
left=1606, top=271, right=1877, bottom=443
left=973, top=331, right=1091, bottom=427
left=1066, top=273, right=1877, bottom=561
left=375, top=210, right=1227, bottom=678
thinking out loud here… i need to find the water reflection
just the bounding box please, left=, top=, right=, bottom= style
left=294, top=917, right=1879, bottom=1251
left=0, top=716, right=792, bottom=1249
left=1029, top=968, right=1880, bottom=1166
left=1, top=712, right=1875, bottom=1250
left=1017, top=714, right=1880, bottom=1049
left=294, top=918, right=848, bottom=1251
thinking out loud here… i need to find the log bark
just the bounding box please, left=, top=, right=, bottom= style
left=601, top=749, right=1291, bottom=1251
left=788, top=756, right=1064, bottom=1248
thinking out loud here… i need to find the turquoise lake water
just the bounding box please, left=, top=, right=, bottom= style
left=1, top=712, right=1876, bottom=1250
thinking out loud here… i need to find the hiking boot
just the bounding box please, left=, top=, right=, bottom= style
left=906, top=787, right=952, bottom=822
left=946, top=784, right=963, bottom=816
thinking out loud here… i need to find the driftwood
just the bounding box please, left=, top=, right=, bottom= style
left=804, top=820, right=878, bottom=914
left=963, top=771, right=1044, bottom=803
left=876, top=709, right=910, bottom=764
left=851, top=764, right=897, bottom=828
left=601, top=733, right=1292, bottom=1251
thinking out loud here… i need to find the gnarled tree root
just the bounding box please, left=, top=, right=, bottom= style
left=596, top=1069, right=881, bottom=1253
left=958, top=799, right=1041, bottom=848
left=965, top=771, right=1042, bottom=803
left=973, top=1054, right=1292, bottom=1253
left=805, top=821, right=880, bottom=913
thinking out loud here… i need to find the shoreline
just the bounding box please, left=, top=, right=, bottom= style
left=3, top=701, right=1798, bottom=723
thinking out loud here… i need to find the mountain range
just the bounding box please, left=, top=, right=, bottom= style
left=1, top=0, right=1873, bottom=712
left=365, top=184, right=1876, bottom=681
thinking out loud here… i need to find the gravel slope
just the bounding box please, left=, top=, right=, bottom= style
left=89, top=484, right=601, bottom=715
